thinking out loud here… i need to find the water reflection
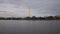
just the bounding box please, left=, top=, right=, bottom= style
left=0, top=20, right=60, bottom=34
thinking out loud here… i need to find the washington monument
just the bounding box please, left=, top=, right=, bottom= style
left=28, top=7, right=30, bottom=17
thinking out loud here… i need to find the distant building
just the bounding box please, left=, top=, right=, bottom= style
left=28, top=7, right=30, bottom=17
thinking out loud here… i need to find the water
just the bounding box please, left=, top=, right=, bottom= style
left=0, top=20, right=60, bottom=34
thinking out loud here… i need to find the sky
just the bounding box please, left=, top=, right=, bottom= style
left=0, top=0, right=60, bottom=17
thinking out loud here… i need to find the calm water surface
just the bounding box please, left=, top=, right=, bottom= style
left=0, top=20, right=60, bottom=34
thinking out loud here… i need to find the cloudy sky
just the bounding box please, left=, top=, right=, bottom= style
left=0, top=0, right=60, bottom=17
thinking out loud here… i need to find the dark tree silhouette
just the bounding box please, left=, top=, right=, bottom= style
left=24, top=17, right=31, bottom=20
left=31, top=16, right=38, bottom=20
left=45, top=16, right=54, bottom=20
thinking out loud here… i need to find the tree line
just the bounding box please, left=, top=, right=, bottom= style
left=0, top=16, right=60, bottom=20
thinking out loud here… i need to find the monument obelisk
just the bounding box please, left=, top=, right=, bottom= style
left=28, top=7, right=30, bottom=17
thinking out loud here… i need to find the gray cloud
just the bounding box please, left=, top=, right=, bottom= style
left=0, top=0, right=60, bottom=17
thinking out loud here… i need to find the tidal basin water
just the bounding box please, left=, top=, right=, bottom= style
left=0, top=20, right=60, bottom=34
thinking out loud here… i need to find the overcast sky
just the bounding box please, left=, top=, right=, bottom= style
left=0, top=0, right=60, bottom=17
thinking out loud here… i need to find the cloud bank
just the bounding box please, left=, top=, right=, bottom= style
left=0, top=0, right=60, bottom=17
